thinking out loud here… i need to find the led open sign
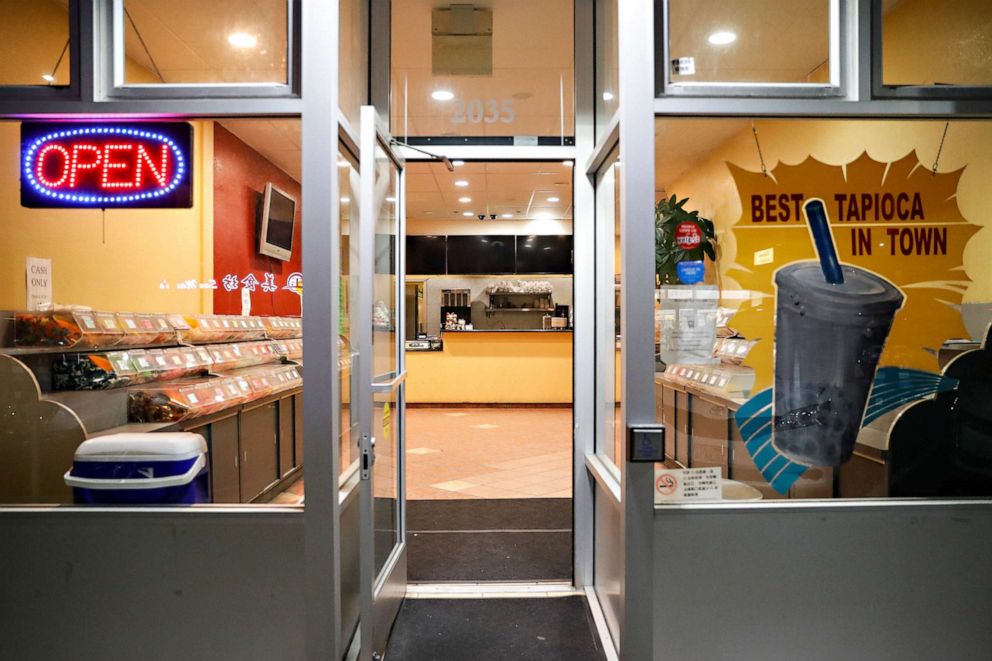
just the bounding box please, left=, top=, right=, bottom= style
left=21, top=122, right=193, bottom=208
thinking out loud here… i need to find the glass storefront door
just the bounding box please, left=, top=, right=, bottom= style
left=357, top=106, right=407, bottom=661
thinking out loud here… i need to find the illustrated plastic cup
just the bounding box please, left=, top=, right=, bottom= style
left=771, top=199, right=904, bottom=466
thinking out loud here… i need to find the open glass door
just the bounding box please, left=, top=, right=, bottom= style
left=357, top=106, right=407, bottom=660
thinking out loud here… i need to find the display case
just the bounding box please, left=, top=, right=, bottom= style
left=127, top=384, right=201, bottom=422
left=262, top=316, right=302, bottom=339
left=14, top=310, right=125, bottom=349
left=52, top=351, right=140, bottom=391
left=115, top=312, right=176, bottom=346
left=275, top=338, right=303, bottom=362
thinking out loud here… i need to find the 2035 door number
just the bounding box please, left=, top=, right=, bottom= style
left=451, top=99, right=515, bottom=124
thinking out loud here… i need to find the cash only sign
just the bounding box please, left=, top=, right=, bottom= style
left=727, top=151, right=978, bottom=386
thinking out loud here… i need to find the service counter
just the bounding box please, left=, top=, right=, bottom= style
left=406, top=329, right=573, bottom=404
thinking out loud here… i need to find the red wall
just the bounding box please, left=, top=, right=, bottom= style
left=212, top=124, right=302, bottom=316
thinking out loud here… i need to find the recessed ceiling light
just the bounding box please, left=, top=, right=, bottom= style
left=562, top=160, right=572, bottom=167
left=228, top=32, right=258, bottom=49
left=41, top=74, right=56, bottom=82
left=454, top=180, right=469, bottom=187
left=602, top=91, right=614, bottom=101
left=547, top=196, right=560, bottom=203
left=462, top=211, right=474, bottom=217
left=431, top=90, right=455, bottom=101
left=452, top=160, right=465, bottom=167
left=708, top=31, right=736, bottom=46
left=340, top=197, right=350, bottom=204
left=501, top=213, right=513, bottom=219
left=386, top=196, right=396, bottom=202
left=337, top=160, right=350, bottom=168
left=458, top=196, right=472, bottom=203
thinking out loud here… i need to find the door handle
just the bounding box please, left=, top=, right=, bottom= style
left=371, top=370, right=407, bottom=394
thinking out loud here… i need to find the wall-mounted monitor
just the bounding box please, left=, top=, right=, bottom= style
left=406, top=235, right=447, bottom=274
left=515, top=235, right=573, bottom=274
left=447, top=235, right=515, bottom=274
left=258, top=183, right=297, bottom=262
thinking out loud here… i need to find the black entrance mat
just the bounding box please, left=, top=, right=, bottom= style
left=408, top=498, right=572, bottom=531
left=407, top=498, right=572, bottom=582
left=385, top=597, right=607, bottom=661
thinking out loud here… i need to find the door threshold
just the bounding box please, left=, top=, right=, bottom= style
left=406, top=581, right=579, bottom=599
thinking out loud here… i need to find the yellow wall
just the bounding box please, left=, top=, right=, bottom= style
left=661, top=118, right=992, bottom=390
left=406, top=331, right=573, bottom=404
left=0, top=121, right=214, bottom=313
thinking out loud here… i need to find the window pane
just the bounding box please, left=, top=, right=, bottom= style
left=595, top=0, right=619, bottom=137
left=340, top=150, right=360, bottom=474
left=596, top=150, right=622, bottom=466
left=340, top=0, right=368, bottom=128
left=652, top=117, right=992, bottom=505
left=882, top=0, right=992, bottom=86
left=391, top=0, right=574, bottom=141
left=2, top=118, right=305, bottom=506
left=122, top=0, right=288, bottom=85
left=666, top=0, right=832, bottom=85
left=0, top=0, right=71, bottom=86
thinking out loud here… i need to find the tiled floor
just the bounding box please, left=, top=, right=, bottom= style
left=406, top=407, right=573, bottom=500
left=268, top=406, right=574, bottom=503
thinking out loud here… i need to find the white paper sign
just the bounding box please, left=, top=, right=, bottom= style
left=654, top=467, right=722, bottom=504
left=25, top=257, right=52, bottom=310
left=241, top=286, right=252, bottom=316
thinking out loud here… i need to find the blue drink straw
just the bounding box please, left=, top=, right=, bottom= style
left=803, top=198, right=844, bottom=284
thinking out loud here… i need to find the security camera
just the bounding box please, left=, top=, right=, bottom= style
left=489, top=214, right=497, bottom=220
left=478, top=214, right=486, bottom=221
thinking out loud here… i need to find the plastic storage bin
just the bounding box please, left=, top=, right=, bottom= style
left=52, top=351, right=139, bottom=390
left=14, top=310, right=124, bottom=349
left=64, top=432, right=208, bottom=504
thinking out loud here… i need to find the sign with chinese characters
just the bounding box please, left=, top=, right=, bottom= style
left=654, top=467, right=722, bottom=504
left=20, top=122, right=193, bottom=208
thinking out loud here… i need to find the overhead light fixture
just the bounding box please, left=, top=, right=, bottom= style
left=501, top=213, right=513, bottom=219
left=708, top=31, right=736, bottom=45
left=337, top=159, right=350, bottom=168
left=602, top=91, right=614, bottom=101
left=547, top=197, right=560, bottom=203
left=462, top=211, right=474, bottom=217
left=41, top=74, right=56, bottom=82
left=458, top=197, right=472, bottom=203
left=452, top=160, right=465, bottom=167
left=228, top=32, right=258, bottom=49
left=431, top=89, right=455, bottom=101
left=454, top=180, right=469, bottom=187
left=340, top=197, right=350, bottom=204
left=386, top=196, right=396, bottom=202
left=562, top=160, right=572, bottom=167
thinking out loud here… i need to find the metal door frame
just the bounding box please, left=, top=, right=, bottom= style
left=357, top=104, right=407, bottom=661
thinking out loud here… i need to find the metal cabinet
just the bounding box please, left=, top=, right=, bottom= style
left=239, top=402, right=279, bottom=502
left=659, top=381, right=678, bottom=463
left=675, top=390, right=691, bottom=467
left=729, top=419, right=785, bottom=500
left=689, top=396, right=730, bottom=477
left=294, top=393, right=304, bottom=466
left=278, top=397, right=295, bottom=478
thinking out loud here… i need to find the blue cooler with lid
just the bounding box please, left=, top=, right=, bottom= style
left=65, top=432, right=209, bottom=505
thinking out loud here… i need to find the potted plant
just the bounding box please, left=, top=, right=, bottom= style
left=655, top=194, right=717, bottom=285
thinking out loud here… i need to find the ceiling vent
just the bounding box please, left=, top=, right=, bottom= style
left=432, top=4, right=493, bottom=76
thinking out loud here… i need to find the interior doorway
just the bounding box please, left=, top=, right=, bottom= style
left=402, top=160, right=575, bottom=583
